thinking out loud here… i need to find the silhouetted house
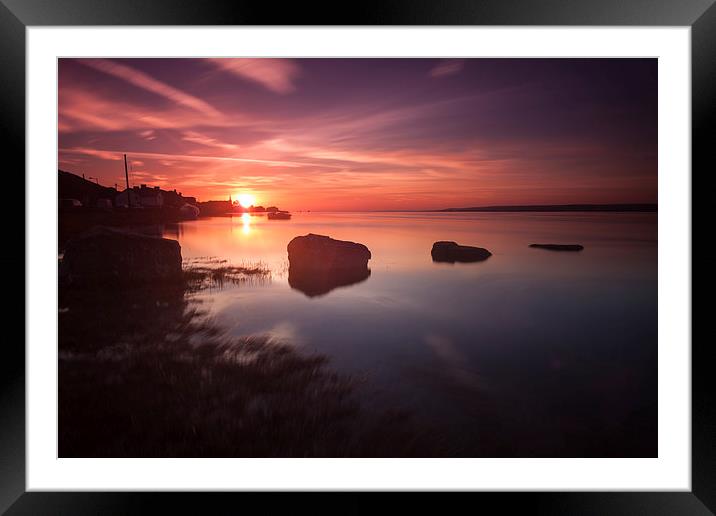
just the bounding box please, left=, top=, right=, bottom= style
left=115, top=185, right=164, bottom=208
left=59, top=170, right=117, bottom=207
left=60, top=198, right=82, bottom=208
left=161, top=189, right=186, bottom=208
left=138, top=185, right=164, bottom=207
left=115, top=189, right=141, bottom=208
left=197, top=199, right=233, bottom=216
left=96, top=198, right=113, bottom=209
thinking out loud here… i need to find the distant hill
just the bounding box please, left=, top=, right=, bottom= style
left=59, top=170, right=117, bottom=205
left=438, top=204, right=657, bottom=213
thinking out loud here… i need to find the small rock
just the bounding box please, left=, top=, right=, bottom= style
left=431, top=241, right=492, bottom=263
left=529, top=244, right=584, bottom=251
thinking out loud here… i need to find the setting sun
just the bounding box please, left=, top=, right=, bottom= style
left=237, top=193, right=255, bottom=208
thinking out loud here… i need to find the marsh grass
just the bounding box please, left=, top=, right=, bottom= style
left=182, top=257, right=271, bottom=291
left=59, top=258, right=444, bottom=457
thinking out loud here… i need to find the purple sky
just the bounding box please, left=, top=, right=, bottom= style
left=58, top=58, right=657, bottom=210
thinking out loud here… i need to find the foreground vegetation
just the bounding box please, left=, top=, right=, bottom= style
left=59, top=260, right=442, bottom=457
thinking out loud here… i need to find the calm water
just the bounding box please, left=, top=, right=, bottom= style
left=163, top=212, right=657, bottom=457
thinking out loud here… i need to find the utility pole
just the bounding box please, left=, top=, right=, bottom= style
left=123, top=154, right=130, bottom=207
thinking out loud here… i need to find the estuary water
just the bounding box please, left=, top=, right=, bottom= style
left=163, top=211, right=657, bottom=457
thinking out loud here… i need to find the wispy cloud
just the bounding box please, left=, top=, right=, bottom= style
left=210, top=58, right=300, bottom=94
left=139, top=130, right=157, bottom=140
left=58, top=87, right=246, bottom=133
left=181, top=131, right=239, bottom=151
left=80, top=59, right=223, bottom=117
left=60, top=147, right=339, bottom=170
left=429, top=59, right=465, bottom=78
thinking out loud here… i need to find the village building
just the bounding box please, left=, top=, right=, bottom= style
left=139, top=185, right=163, bottom=207
left=115, top=185, right=164, bottom=208
left=114, top=189, right=140, bottom=208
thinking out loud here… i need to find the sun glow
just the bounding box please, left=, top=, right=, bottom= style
left=237, top=194, right=255, bottom=209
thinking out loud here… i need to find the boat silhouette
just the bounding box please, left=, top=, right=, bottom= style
left=268, top=211, right=291, bottom=220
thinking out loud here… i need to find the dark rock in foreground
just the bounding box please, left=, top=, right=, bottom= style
left=288, top=233, right=371, bottom=270
left=431, top=241, right=492, bottom=263
left=529, top=243, right=584, bottom=252
left=60, top=226, right=182, bottom=287
left=287, top=234, right=371, bottom=297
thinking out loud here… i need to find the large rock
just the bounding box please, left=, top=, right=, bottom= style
left=287, top=234, right=371, bottom=270
left=431, top=241, right=491, bottom=263
left=529, top=243, right=584, bottom=251
left=60, top=226, right=182, bottom=287
left=287, top=234, right=371, bottom=297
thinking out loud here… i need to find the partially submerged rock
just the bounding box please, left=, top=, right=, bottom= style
left=287, top=234, right=371, bottom=270
left=529, top=244, right=584, bottom=252
left=60, top=226, right=182, bottom=287
left=287, top=234, right=371, bottom=297
left=431, top=241, right=491, bottom=263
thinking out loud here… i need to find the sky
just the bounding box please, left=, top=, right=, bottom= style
left=58, top=58, right=657, bottom=211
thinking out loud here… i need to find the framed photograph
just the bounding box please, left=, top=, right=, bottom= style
left=3, top=0, right=708, bottom=512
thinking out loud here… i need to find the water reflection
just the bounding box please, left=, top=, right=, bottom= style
left=288, top=264, right=371, bottom=297
left=241, top=213, right=251, bottom=235
left=163, top=223, right=182, bottom=240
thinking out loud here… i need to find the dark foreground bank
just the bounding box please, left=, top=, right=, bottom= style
left=58, top=215, right=657, bottom=458
left=58, top=260, right=445, bottom=457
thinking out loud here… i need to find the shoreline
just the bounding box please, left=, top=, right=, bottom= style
left=436, top=203, right=657, bottom=213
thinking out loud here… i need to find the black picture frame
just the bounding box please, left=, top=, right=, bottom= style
left=1, top=0, right=708, bottom=513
